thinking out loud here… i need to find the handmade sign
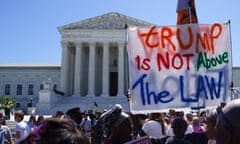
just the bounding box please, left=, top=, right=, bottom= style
left=127, top=23, right=232, bottom=113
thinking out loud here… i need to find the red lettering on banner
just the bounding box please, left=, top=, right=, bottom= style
left=139, top=26, right=159, bottom=48
left=157, top=52, right=194, bottom=71
left=183, top=53, right=194, bottom=70
left=137, top=24, right=223, bottom=55
left=135, top=55, right=151, bottom=71
left=157, top=51, right=170, bottom=71
left=161, top=27, right=176, bottom=51
left=172, top=53, right=183, bottom=70
left=177, top=26, right=193, bottom=50
left=196, top=33, right=210, bottom=53
left=137, top=26, right=158, bottom=58
left=210, top=23, right=222, bottom=54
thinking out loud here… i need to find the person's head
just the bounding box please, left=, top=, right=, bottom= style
left=200, top=111, right=206, bottom=117
left=66, top=107, right=82, bottom=125
left=192, top=117, right=205, bottom=133
left=164, top=115, right=171, bottom=125
left=175, top=111, right=184, bottom=118
left=82, top=112, right=88, bottom=119
left=171, top=118, right=188, bottom=138
left=0, top=112, right=6, bottom=125
left=20, top=118, right=90, bottom=144
left=206, top=112, right=217, bottom=139
left=215, top=99, right=240, bottom=144
left=37, top=115, right=45, bottom=125
left=220, top=102, right=226, bottom=108
left=192, top=117, right=200, bottom=126
left=100, top=104, right=132, bottom=142
left=186, top=113, right=193, bottom=124
left=169, top=109, right=176, bottom=117
left=54, top=111, right=64, bottom=119
left=14, top=110, right=24, bottom=122
left=111, top=112, right=132, bottom=139
left=135, top=113, right=148, bottom=125
left=29, top=114, right=36, bottom=122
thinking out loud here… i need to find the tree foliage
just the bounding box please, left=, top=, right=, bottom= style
left=0, top=95, right=16, bottom=105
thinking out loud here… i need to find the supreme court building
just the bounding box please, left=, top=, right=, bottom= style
left=0, top=12, right=240, bottom=114
left=0, top=12, right=155, bottom=114
left=57, top=12, right=153, bottom=97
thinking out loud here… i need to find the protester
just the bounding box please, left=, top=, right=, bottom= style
left=91, top=111, right=104, bottom=144
left=137, top=113, right=165, bottom=144
left=19, top=118, right=90, bottom=144
left=36, top=115, right=45, bottom=126
left=192, top=117, right=206, bottom=133
left=216, top=102, right=226, bottom=115
left=14, top=110, right=29, bottom=144
left=65, top=107, right=82, bottom=128
left=149, top=112, right=167, bottom=136
left=53, top=110, right=64, bottom=119
left=27, top=114, right=37, bottom=130
left=168, top=109, right=176, bottom=123
left=165, top=118, right=192, bottom=144
left=206, top=112, right=217, bottom=144
left=131, top=114, right=147, bottom=139
left=166, top=114, right=193, bottom=136
left=3, top=98, right=14, bottom=120
left=215, top=99, right=240, bottom=144
left=100, top=104, right=132, bottom=144
left=79, top=112, right=92, bottom=139
left=185, top=113, right=193, bottom=125
left=0, top=112, right=13, bottom=144
left=199, top=111, right=207, bottom=124
left=186, top=117, right=208, bottom=144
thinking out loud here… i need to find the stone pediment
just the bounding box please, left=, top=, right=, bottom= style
left=59, top=12, right=155, bottom=30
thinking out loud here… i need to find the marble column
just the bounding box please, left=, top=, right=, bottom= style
left=60, top=42, right=69, bottom=95
left=101, top=42, right=109, bottom=96
left=74, top=42, right=82, bottom=96
left=118, top=42, right=125, bottom=96
left=88, top=42, right=95, bottom=96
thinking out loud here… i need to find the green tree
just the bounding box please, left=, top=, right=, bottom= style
left=0, top=96, right=16, bottom=108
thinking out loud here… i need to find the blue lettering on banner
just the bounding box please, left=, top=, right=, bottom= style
left=132, top=74, right=173, bottom=105
left=132, top=71, right=224, bottom=106
left=180, top=71, right=223, bottom=102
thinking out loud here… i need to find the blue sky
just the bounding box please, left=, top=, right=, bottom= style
left=1, top=0, right=239, bottom=66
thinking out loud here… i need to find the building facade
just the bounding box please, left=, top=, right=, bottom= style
left=0, top=64, right=60, bottom=109
left=57, top=12, right=154, bottom=97
left=0, top=12, right=239, bottom=114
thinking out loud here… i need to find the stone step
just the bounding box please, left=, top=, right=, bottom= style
left=6, top=120, right=17, bottom=135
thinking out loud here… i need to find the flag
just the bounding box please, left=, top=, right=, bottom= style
left=177, top=0, right=198, bottom=24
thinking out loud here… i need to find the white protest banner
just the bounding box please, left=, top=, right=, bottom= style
left=127, top=23, right=232, bottom=113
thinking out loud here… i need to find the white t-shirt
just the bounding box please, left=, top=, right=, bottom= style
left=15, top=121, right=29, bottom=144
left=142, top=120, right=164, bottom=139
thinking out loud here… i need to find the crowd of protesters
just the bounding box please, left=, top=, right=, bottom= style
left=0, top=99, right=240, bottom=144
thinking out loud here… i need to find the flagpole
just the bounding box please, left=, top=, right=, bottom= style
left=188, top=0, right=193, bottom=24
left=125, top=24, right=129, bottom=91
left=228, top=20, right=234, bottom=100
left=188, top=5, right=192, bottom=23
left=124, top=24, right=131, bottom=111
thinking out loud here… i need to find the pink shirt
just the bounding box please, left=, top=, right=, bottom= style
left=193, top=125, right=206, bottom=133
